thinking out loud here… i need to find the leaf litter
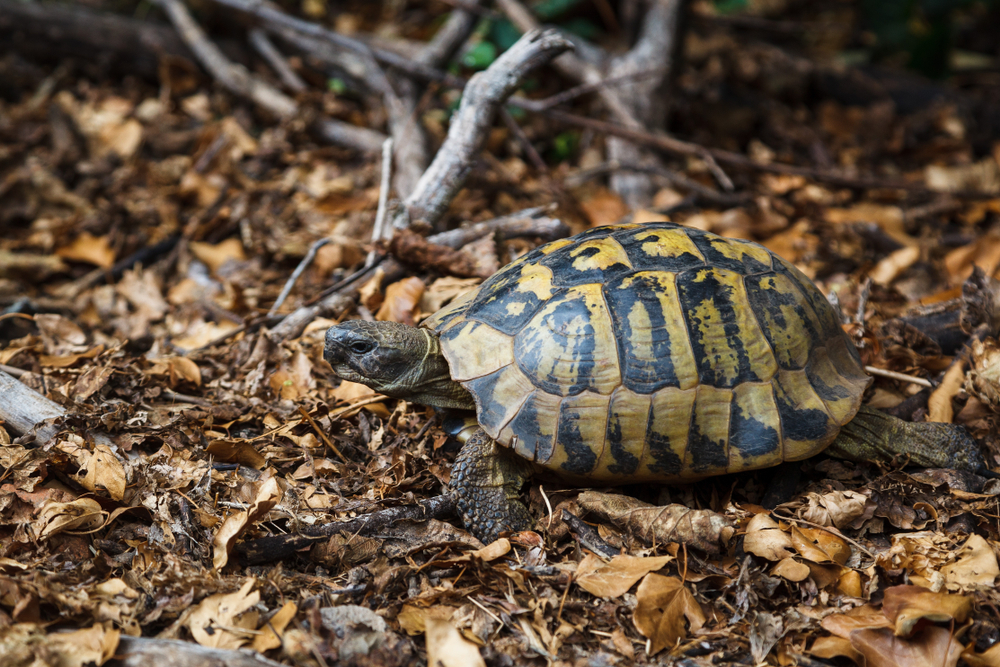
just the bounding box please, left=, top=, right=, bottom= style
left=1, top=1, right=1000, bottom=665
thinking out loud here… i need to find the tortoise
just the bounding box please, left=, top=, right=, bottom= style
left=324, top=221, right=987, bottom=543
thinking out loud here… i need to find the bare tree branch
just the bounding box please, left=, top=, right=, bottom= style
left=400, top=29, right=573, bottom=228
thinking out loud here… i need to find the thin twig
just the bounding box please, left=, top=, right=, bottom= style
left=249, top=28, right=307, bottom=92
left=154, top=0, right=296, bottom=118
left=298, top=406, right=347, bottom=463
left=367, top=138, right=395, bottom=268
left=500, top=108, right=547, bottom=174
left=864, top=366, right=934, bottom=388
left=268, top=239, right=332, bottom=317
left=523, top=67, right=667, bottom=112
left=162, top=389, right=213, bottom=407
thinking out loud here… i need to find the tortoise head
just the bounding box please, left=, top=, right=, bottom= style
left=324, top=320, right=475, bottom=410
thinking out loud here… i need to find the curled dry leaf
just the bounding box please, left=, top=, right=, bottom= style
left=376, top=276, right=425, bottom=325
left=189, top=238, right=248, bottom=274
left=881, top=585, right=972, bottom=637
left=79, top=444, right=127, bottom=501
left=575, top=553, right=673, bottom=599
left=397, top=604, right=460, bottom=636
left=743, top=513, right=794, bottom=561
left=251, top=601, right=297, bottom=652
left=147, top=356, right=202, bottom=387
left=870, top=246, right=921, bottom=286
left=928, top=360, right=965, bottom=423
left=633, top=574, right=706, bottom=655
left=849, top=626, right=963, bottom=667
left=794, top=490, right=874, bottom=529
left=940, top=534, right=1000, bottom=590
left=46, top=621, right=121, bottom=667
left=212, top=475, right=282, bottom=569
left=966, top=337, right=1000, bottom=410
left=770, top=557, right=810, bottom=582
left=577, top=490, right=735, bottom=553
left=425, top=618, right=487, bottom=667
left=788, top=525, right=851, bottom=565
left=38, top=498, right=105, bottom=539
left=56, top=232, right=116, bottom=269
left=183, top=578, right=260, bottom=650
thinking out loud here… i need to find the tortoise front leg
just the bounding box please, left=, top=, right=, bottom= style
left=449, top=429, right=532, bottom=543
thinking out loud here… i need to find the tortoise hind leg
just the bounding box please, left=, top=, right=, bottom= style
left=828, top=404, right=990, bottom=474
left=449, top=429, right=532, bottom=543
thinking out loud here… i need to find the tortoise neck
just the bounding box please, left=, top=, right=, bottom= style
left=400, top=329, right=477, bottom=411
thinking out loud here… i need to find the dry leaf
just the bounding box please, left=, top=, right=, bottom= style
left=633, top=573, right=706, bottom=655
left=397, top=604, right=459, bottom=636
left=850, top=626, right=962, bottom=667
left=796, top=490, right=873, bottom=529
left=252, top=601, right=297, bottom=652
left=579, top=187, right=629, bottom=226
left=425, top=618, right=486, bottom=667
left=788, top=525, right=850, bottom=565
left=213, top=476, right=282, bottom=569
left=743, top=513, right=794, bottom=561
left=577, top=491, right=734, bottom=553
left=770, top=557, right=810, bottom=582
left=376, top=276, right=425, bottom=325
left=575, top=553, right=673, bottom=599
left=184, top=578, right=260, bottom=650
left=928, top=360, right=965, bottom=423
left=79, top=444, right=127, bottom=501
left=38, top=498, right=105, bottom=539
left=56, top=232, right=116, bottom=269
left=881, top=585, right=972, bottom=637
left=940, top=534, right=1000, bottom=590
left=190, top=238, right=247, bottom=273
left=47, top=622, right=121, bottom=667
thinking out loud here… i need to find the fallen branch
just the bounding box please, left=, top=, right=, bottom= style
left=236, top=495, right=456, bottom=565
left=0, top=369, right=115, bottom=447
left=400, top=29, right=572, bottom=228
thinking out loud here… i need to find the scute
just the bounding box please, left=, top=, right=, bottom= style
left=429, top=221, right=872, bottom=482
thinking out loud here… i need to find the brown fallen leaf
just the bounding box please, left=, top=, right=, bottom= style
left=928, top=360, right=966, bottom=423
left=47, top=621, right=121, bottom=667
left=183, top=578, right=260, bottom=650
left=190, top=238, right=248, bottom=274
left=793, top=489, right=874, bottom=529
left=56, top=232, right=116, bottom=269
left=966, top=337, right=1000, bottom=410
left=788, top=525, right=851, bottom=565
left=850, top=626, right=963, bottom=667
left=633, top=573, right=706, bottom=655
left=881, top=585, right=972, bottom=637
left=425, top=618, right=486, bottom=667
left=397, top=604, right=460, bottom=636
left=577, top=491, right=735, bottom=553
left=821, top=604, right=893, bottom=638
left=376, top=276, right=425, bottom=325
left=940, top=534, right=1000, bottom=590
left=252, top=601, right=297, bottom=652
left=770, top=557, right=810, bottom=582
left=743, top=513, right=794, bottom=561
left=37, top=498, right=106, bottom=539
left=212, top=476, right=282, bottom=569
left=575, top=553, right=673, bottom=599
left=79, top=444, right=127, bottom=502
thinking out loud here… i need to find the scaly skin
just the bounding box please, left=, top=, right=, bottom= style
left=449, top=429, right=533, bottom=543
left=827, top=404, right=989, bottom=473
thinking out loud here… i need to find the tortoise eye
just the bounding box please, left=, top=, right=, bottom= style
left=349, top=340, right=375, bottom=355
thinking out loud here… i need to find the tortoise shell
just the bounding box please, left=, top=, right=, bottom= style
left=421, top=222, right=871, bottom=482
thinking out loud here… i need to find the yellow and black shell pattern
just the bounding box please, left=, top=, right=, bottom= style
left=421, top=221, right=871, bottom=482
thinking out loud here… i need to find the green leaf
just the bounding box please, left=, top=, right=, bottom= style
left=713, top=0, right=748, bottom=15
left=549, top=131, right=579, bottom=162
left=462, top=41, right=498, bottom=69
left=490, top=19, right=523, bottom=52
left=533, top=0, right=585, bottom=20
left=327, top=78, right=347, bottom=94
left=560, top=17, right=601, bottom=41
